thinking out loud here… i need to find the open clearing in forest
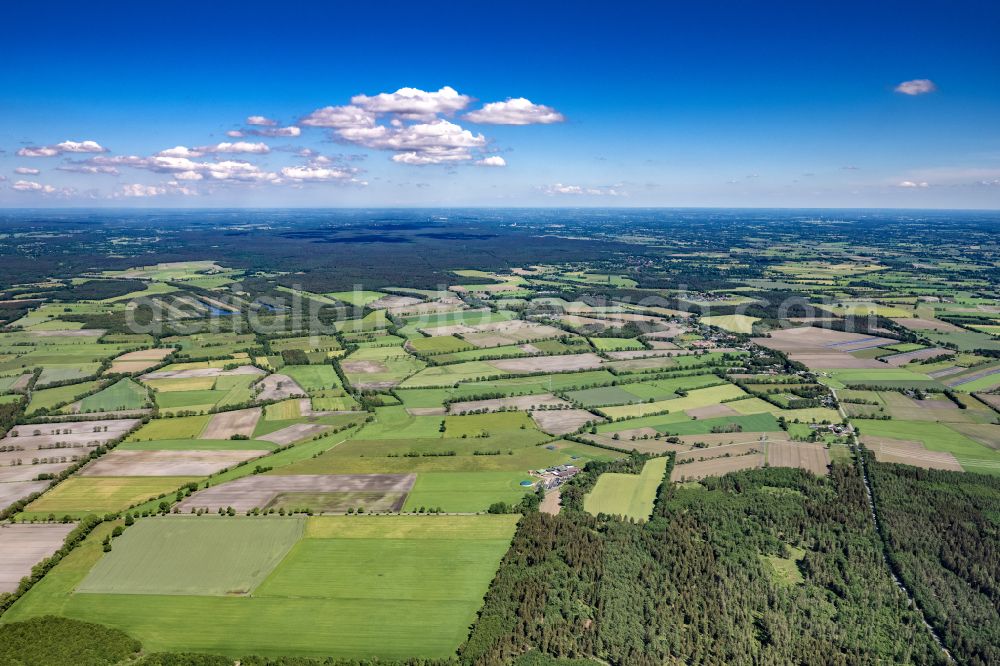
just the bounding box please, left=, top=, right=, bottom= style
left=178, top=474, right=416, bottom=512
left=671, top=454, right=764, bottom=481
left=5, top=515, right=518, bottom=659
left=584, top=456, right=668, bottom=521
left=78, top=517, right=304, bottom=596
left=79, top=449, right=265, bottom=477
left=766, top=441, right=830, bottom=475
left=0, top=523, right=76, bottom=593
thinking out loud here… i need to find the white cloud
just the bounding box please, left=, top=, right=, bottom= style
left=14, top=167, right=40, bottom=175
left=300, top=105, right=375, bottom=129
left=203, top=160, right=278, bottom=181
left=247, top=126, right=301, bottom=137
left=351, top=86, right=470, bottom=120
left=280, top=165, right=363, bottom=184
left=226, top=130, right=245, bottom=138
left=174, top=170, right=203, bottom=181
left=543, top=183, right=625, bottom=196
left=895, top=79, right=937, bottom=95
left=56, top=164, right=119, bottom=175
left=17, top=140, right=108, bottom=158
left=898, top=180, right=930, bottom=188
left=391, top=151, right=468, bottom=165
left=157, top=145, right=205, bottom=158
left=16, top=146, right=59, bottom=157
left=196, top=141, right=270, bottom=154
left=298, top=86, right=566, bottom=167
left=465, top=98, right=565, bottom=125
left=246, top=115, right=277, bottom=126
left=119, top=183, right=167, bottom=197
left=338, top=119, right=487, bottom=165
left=55, top=140, right=108, bottom=153
left=12, top=179, right=53, bottom=192
left=113, top=181, right=197, bottom=198
left=89, top=154, right=278, bottom=182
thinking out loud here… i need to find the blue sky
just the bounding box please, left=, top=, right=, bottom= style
left=1, top=1, right=998, bottom=208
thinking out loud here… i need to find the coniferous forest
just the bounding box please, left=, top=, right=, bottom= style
left=462, top=459, right=948, bottom=666
left=867, top=456, right=1000, bottom=666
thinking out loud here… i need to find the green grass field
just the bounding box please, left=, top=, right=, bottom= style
left=274, top=436, right=614, bottom=475
left=127, top=415, right=211, bottom=441
left=26, top=380, right=104, bottom=415
left=76, top=378, right=149, bottom=412
left=443, top=410, right=536, bottom=437
left=584, top=456, right=668, bottom=521
left=565, top=374, right=724, bottom=407
left=4, top=515, right=517, bottom=659
left=407, top=335, right=476, bottom=354
left=600, top=383, right=746, bottom=420
left=78, top=517, right=305, bottom=595
left=403, top=472, right=534, bottom=512
left=282, top=364, right=341, bottom=391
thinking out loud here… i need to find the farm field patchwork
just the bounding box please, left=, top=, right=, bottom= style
left=2, top=209, right=1000, bottom=665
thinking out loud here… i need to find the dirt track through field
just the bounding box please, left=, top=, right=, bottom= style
left=539, top=489, right=561, bottom=515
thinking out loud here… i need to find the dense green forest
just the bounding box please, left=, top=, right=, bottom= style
left=461, top=461, right=946, bottom=665
left=867, top=456, right=1000, bottom=666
